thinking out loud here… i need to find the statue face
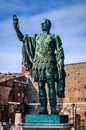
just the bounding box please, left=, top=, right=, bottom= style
left=41, top=19, right=51, bottom=32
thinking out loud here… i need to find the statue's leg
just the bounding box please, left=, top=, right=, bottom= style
left=38, top=81, right=48, bottom=114
left=47, top=79, right=59, bottom=114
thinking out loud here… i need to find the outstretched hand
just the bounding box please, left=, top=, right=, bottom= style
left=13, top=15, right=19, bottom=28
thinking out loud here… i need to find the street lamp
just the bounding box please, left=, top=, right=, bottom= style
left=71, top=103, right=76, bottom=129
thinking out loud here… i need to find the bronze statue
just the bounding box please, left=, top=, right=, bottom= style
left=13, top=15, right=66, bottom=114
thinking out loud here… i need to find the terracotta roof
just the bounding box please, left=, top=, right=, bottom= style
left=0, top=73, right=23, bottom=83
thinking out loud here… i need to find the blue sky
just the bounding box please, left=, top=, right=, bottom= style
left=0, top=0, right=86, bottom=73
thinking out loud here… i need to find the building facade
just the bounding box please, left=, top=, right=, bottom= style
left=63, top=62, right=86, bottom=125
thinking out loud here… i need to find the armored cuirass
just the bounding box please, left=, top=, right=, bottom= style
left=32, top=34, right=58, bottom=81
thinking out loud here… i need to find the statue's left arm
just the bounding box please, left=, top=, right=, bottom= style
left=55, top=35, right=66, bottom=98
left=55, top=35, right=64, bottom=75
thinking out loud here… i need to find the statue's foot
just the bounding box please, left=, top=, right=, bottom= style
left=38, top=107, right=48, bottom=114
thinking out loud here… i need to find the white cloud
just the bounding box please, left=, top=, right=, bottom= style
left=0, top=19, right=13, bottom=37
left=17, top=3, right=86, bottom=35
left=0, top=52, right=22, bottom=73
left=65, top=54, right=86, bottom=64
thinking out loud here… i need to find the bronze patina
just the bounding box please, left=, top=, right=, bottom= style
left=13, top=15, right=66, bottom=114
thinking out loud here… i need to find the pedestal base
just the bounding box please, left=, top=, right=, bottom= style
left=18, top=114, right=73, bottom=130
left=19, top=123, right=73, bottom=130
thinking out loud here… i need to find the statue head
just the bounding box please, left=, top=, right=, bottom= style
left=41, top=19, right=51, bottom=32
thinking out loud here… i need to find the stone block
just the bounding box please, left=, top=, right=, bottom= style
left=25, top=114, right=68, bottom=124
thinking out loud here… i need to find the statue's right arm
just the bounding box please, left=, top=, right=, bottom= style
left=13, top=15, right=24, bottom=41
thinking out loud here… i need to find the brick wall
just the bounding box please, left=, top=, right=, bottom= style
left=64, top=62, right=86, bottom=122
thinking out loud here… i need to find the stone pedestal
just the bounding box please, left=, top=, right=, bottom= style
left=19, top=123, right=73, bottom=130
left=18, top=114, right=73, bottom=130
